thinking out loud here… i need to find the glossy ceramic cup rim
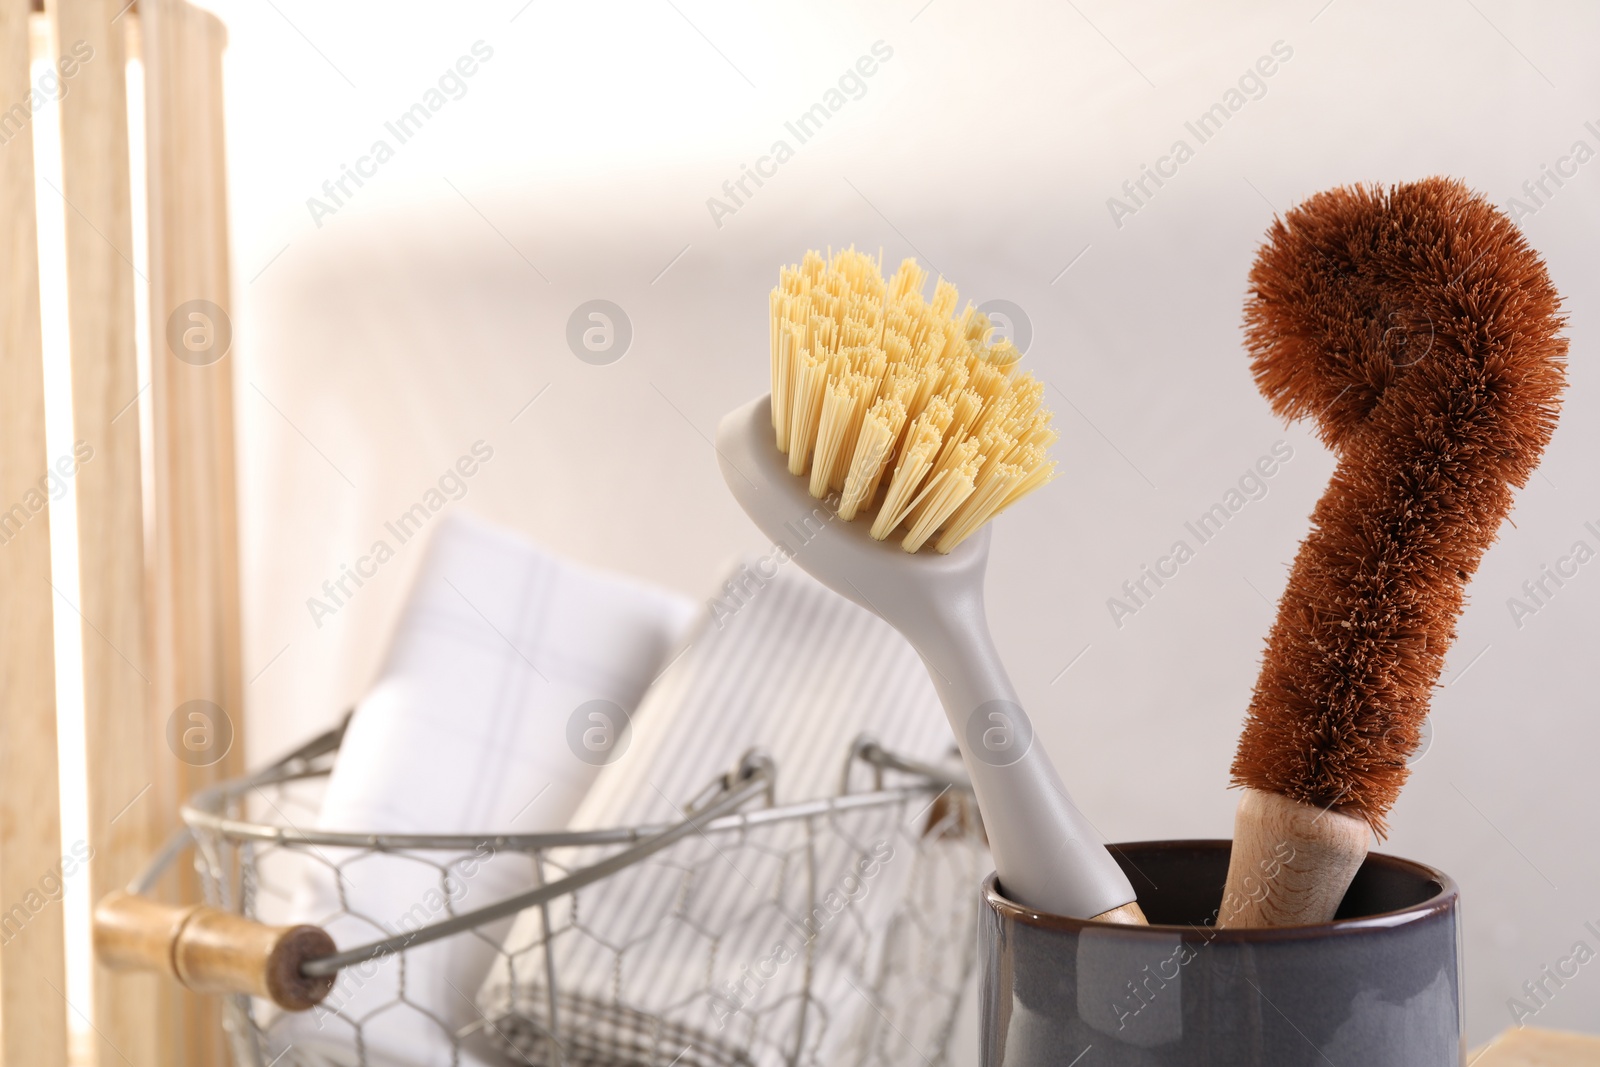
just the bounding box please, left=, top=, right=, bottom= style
left=983, top=839, right=1459, bottom=942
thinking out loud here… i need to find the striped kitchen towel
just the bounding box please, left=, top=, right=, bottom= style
left=477, top=555, right=985, bottom=1067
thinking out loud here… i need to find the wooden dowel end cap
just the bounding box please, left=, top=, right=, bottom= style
left=254, top=923, right=337, bottom=1012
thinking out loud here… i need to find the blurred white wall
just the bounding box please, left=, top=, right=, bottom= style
left=200, top=0, right=1600, bottom=1049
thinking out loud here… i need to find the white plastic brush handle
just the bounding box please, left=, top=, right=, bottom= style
left=716, top=395, right=1136, bottom=919
left=898, top=572, right=1137, bottom=918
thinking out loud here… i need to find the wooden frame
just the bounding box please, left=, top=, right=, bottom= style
left=1, top=0, right=68, bottom=1062
left=142, top=2, right=243, bottom=1063
left=6, top=1, right=241, bottom=1063
left=53, top=1, right=156, bottom=1064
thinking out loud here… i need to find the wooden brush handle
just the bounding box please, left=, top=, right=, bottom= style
left=94, top=890, right=337, bottom=1010
left=1217, top=789, right=1369, bottom=928
left=1091, top=901, right=1148, bottom=925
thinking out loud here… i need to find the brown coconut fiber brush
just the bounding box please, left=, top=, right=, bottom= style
left=1219, top=177, right=1567, bottom=928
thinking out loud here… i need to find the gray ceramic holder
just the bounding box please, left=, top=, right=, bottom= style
left=979, top=840, right=1462, bottom=1066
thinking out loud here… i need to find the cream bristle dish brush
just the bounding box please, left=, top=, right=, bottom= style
left=716, top=249, right=1143, bottom=923
left=1219, top=178, right=1566, bottom=928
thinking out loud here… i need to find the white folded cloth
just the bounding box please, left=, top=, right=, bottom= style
left=268, top=512, right=697, bottom=1067
left=477, top=557, right=983, bottom=1067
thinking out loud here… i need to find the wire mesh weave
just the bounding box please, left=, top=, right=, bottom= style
left=166, top=723, right=988, bottom=1067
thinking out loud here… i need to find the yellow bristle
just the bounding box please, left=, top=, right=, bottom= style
left=839, top=397, right=905, bottom=520
left=998, top=447, right=1055, bottom=511
left=967, top=431, right=1019, bottom=496
left=904, top=437, right=982, bottom=551
left=787, top=354, right=831, bottom=476
left=880, top=366, right=920, bottom=412
left=771, top=298, right=793, bottom=448
left=968, top=362, right=1010, bottom=408
left=811, top=372, right=873, bottom=498
left=987, top=338, right=1023, bottom=368
left=948, top=387, right=983, bottom=439
left=958, top=304, right=988, bottom=342
left=831, top=361, right=879, bottom=492
left=902, top=362, right=942, bottom=425
left=870, top=401, right=953, bottom=539
left=935, top=464, right=1022, bottom=552
left=767, top=248, right=1056, bottom=551
left=888, top=258, right=927, bottom=302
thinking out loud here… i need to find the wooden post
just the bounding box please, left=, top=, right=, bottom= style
left=51, top=0, right=162, bottom=1063
left=0, top=0, right=69, bottom=1062
left=142, top=1, right=243, bottom=1063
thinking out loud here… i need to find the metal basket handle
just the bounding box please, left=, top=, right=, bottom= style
left=300, top=753, right=775, bottom=979
left=91, top=749, right=775, bottom=1010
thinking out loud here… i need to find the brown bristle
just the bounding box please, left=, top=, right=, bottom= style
left=1229, top=177, right=1567, bottom=833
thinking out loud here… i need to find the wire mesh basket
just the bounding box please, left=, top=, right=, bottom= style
left=113, top=716, right=989, bottom=1067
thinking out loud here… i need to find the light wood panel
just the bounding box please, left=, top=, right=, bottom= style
left=141, top=1, right=242, bottom=1063
left=50, top=1, right=161, bottom=1064
left=0, top=0, right=69, bottom=1063
left=1472, top=1028, right=1600, bottom=1065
